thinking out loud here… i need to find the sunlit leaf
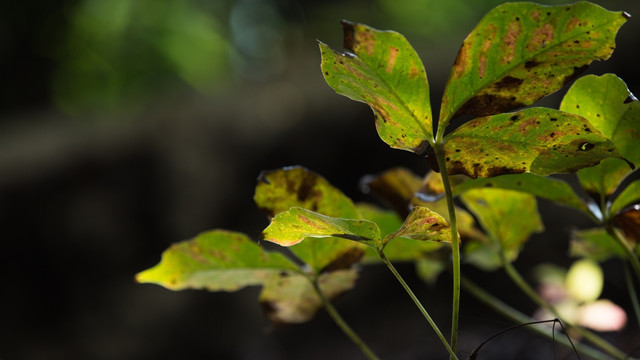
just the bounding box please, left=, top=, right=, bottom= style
left=560, top=74, right=640, bottom=199
left=135, top=230, right=299, bottom=291
left=610, top=179, right=640, bottom=216
left=319, top=21, right=432, bottom=153
left=453, top=172, right=590, bottom=214
left=461, top=188, right=544, bottom=270
left=254, top=166, right=358, bottom=218
left=443, top=107, right=622, bottom=178
left=440, top=2, right=628, bottom=127
left=262, top=207, right=380, bottom=248
left=384, top=206, right=451, bottom=244
left=254, top=167, right=364, bottom=273
left=569, top=228, right=624, bottom=262
left=259, top=269, right=358, bottom=324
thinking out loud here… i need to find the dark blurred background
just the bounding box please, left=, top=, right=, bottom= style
left=1, top=0, right=639, bottom=359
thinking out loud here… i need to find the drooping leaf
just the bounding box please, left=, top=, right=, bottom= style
left=461, top=188, right=544, bottom=270
left=569, top=228, right=625, bottom=262
left=384, top=206, right=451, bottom=245
left=560, top=74, right=640, bottom=198
left=319, top=21, right=432, bottom=154
left=453, top=173, right=590, bottom=214
left=439, top=2, right=628, bottom=128
left=135, top=230, right=299, bottom=291
left=254, top=166, right=358, bottom=219
left=254, top=167, right=364, bottom=273
left=259, top=269, right=358, bottom=324
left=262, top=207, right=380, bottom=248
left=442, top=107, right=622, bottom=178
left=611, top=179, right=640, bottom=216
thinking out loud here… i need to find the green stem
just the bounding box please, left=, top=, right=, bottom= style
left=461, top=276, right=612, bottom=360
left=312, top=279, right=380, bottom=360
left=605, top=224, right=640, bottom=284
left=624, top=262, right=640, bottom=328
left=432, top=142, right=461, bottom=360
left=501, top=254, right=631, bottom=360
left=379, top=250, right=459, bottom=360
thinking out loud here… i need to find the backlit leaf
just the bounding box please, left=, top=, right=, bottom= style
left=440, top=2, right=628, bottom=128
left=259, top=269, right=358, bottom=324
left=384, top=206, right=451, bottom=244
left=319, top=21, right=432, bottom=153
left=453, top=173, right=590, bottom=214
left=135, top=230, right=299, bottom=291
left=443, top=107, right=622, bottom=178
left=611, top=179, right=640, bottom=216
left=461, top=188, right=544, bottom=270
left=614, top=204, right=640, bottom=243
left=262, top=207, right=380, bottom=247
left=560, top=74, right=640, bottom=198
left=570, top=228, right=625, bottom=262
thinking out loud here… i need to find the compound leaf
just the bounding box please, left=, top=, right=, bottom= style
left=560, top=74, right=640, bottom=198
left=135, top=230, right=299, bottom=291
left=260, top=269, right=358, bottom=324
left=443, top=107, right=622, bottom=178
left=440, top=2, right=628, bottom=128
left=320, top=21, right=432, bottom=153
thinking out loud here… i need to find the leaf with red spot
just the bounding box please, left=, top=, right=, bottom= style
left=383, top=206, right=451, bottom=245
left=560, top=74, right=640, bottom=199
left=319, top=21, right=432, bottom=153
left=439, top=2, right=628, bottom=129
left=442, top=107, right=623, bottom=178
left=135, top=230, right=299, bottom=291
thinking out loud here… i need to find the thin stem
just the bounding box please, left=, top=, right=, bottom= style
left=461, top=276, right=611, bottom=360
left=311, top=279, right=380, bottom=360
left=379, top=250, right=459, bottom=360
left=501, top=255, right=632, bottom=360
left=624, top=262, right=640, bottom=328
left=605, top=224, right=640, bottom=284
left=432, top=142, right=462, bottom=360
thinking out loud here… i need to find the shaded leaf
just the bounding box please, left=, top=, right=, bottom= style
left=453, top=172, right=590, bottom=214
left=443, top=107, right=622, bottom=178
left=440, top=2, right=628, bottom=127
left=361, top=167, right=424, bottom=217
left=255, top=166, right=359, bottom=219
left=384, top=206, right=451, bottom=244
left=135, top=230, right=299, bottom=291
left=415, top=256, right=447, bottom=285
left=611, top=179, right=640, bottom=216
left=262, top=207, right=380, bottom=247
left=570, top=228, right=625, bottom=262
left=319, top=21, right=432, bottom=153
left=614, top=204, right=640, bottom=243
left=461, top=188, right=544, bottom=270
left=260, top=269, right=358, bottom=324
left=560, top=74, right=639, bottom=199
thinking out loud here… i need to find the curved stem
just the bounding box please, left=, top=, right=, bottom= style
left=311, top=279, right=380, bottom=360
left=379, top=250, right=459, bottom=360
left=501, top=254, right=632, bottom=360
left=432, top=142, right=461, bottom=359
left=461, top=276, right=611, bottom=360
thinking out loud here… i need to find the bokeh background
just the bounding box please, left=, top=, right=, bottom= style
left=2, top=0, right=639, bottom=359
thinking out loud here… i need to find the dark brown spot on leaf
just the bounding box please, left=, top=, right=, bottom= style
left=563, top=65, right=589, bottom=86
left=494, top=76, right=523, bottom=90
left=525, top=60, right=541, bottom=69
left=320, top=247, right=365, bottom=273
left=341, top=20, right=356, bottom=51
left=456, top=94, right=526, bottom=117
left=579, top=142, right=595, bottom=151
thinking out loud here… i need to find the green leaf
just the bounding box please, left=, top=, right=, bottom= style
left=461, top=188, right=544, bottom=270
left=560, top=74, right=640, bottom=198
left=254, top=166, right=359, bottom=219
left=384, top=206, right=451, bottom=244
left=611, top=179, right=640, bottom=216
left=570, top=228, right=625, bottom=262
left=135, top=230, right=299, bottom=291
left=319, top=21, right=432, bottom=153
left=259, top=269, right=358, bottom=324
left=262, top=207, right=380, bottom=247
left=442, top=107, right=622, bottom=178
left=440, top=2, right=628, bottom=127
left=453, top=173, right=590, bottom=214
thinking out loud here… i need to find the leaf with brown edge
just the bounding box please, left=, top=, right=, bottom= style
left=383, top=206, right=451, bottom=246
left=254, top=166, right=359, bottom=219
left=319, top=21, right=432, bottom=154
left=439, top=2, right=628, bottom=129
left=442, top=107, right=623, bottom=179
left=135, top=230, right=299, bottom=291
left=259, top=269, right=358, bottom=324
